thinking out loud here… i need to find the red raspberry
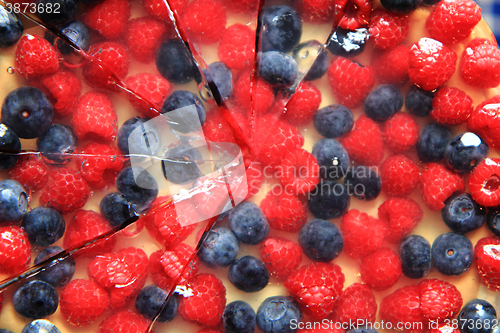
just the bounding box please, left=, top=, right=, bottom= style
left=9, top=154, right=49, bottom=191
left=150, top=250, right=172, bottom=290
left=63, top=209, right=116, bottom=258
left=198, top=329, right=223, bottom=333
left=382, top=112, right=419, bottom=152
left=125, top=73, right=171, bottom=118
left=371, top=45, right=410, bottom=85
left=475, top=237, right=500, bottom=291
left=260, top=236, right=302, bottom=280
left=341, top=209, right=388, bottom=258
left=178, top=273, right=226, bottom=327
left=142, top=0, right=188, bottom=19
left=15, top=34, right=59, bottom=79
left=36, top=70, right=81, bottom=117
left=158, top=243, right=199, bottom=285
left=360, top=247, right=402, bottom=290
left=328, top=57, right=375, bottom=108
left=469, top=158, right=500, bottom=207
left=283, top=82, right=322, bottom=126
left=245, top=161, right=264, bottom=198
left=182, top=0, right=226, bottom=44
left=40, top=168, right=90, bottom=213
left=426, top=0, right=481, bottom=44
left=124, top=17, right=167, bottom=63
left=341, top=115, right=384, bottom=166
left=332, top=283, right=377, bottom=324
left=99, top=310, right=151, bottom=333
left=82, top=42, right=129, bottom=91
left=337, top=0, right=372, bottom=30
left=202, top=107, right=236, bottom=143
left=218, top=24, right=255, bottom=70
left=369, top=10, right=409, bottom=50
left=60, top=279, right=110, bottom=327
left=379, top=285, right=424, bottom=333
left=76, top=142, right=124, bottom=189
left=232, top=69, right=275, bottom=116
left=284, top=262, right=345, bottom=319
left=71, top=91, right=118, bottom=141
left=83, top=0, right=130, bottom=39
left=260, top=189, right=307, bottom=232
left=221, top=0, right=257, bottom=12
left=378, top=197, right=423, bottom=243
left=0, top=226, right=30, bottom=275
left=468, top=96, right=500, bottom=149
left=88, top=247, right=149, bottom=308
left=430, top=87, right=473, bottom=125
left=279, top=149, right=320, bottom=195
left=409, top=38, right=457, bottom=91
left=298, top=0, right=335, bottom=22
left=460, top=38, right=500, bottom=88
left=418, top=279, right=462, bottom=321
left=190, top=176, right=232, bottom=220
left=379, top=154, right=420, bottom=197
left=420, top=163, right=465, bottom=211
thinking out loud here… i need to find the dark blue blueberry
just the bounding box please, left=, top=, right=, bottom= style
left=308, top=181, right=350, bottom=220
left=203, top=62, right=233, bottom=101
left=458, top=299, right=497, bottom=333
left=100, top=192, right=137, bottom=228
left=13, top=280, right=59, bottom=319
left=444, top=132, right=489, bottom=174
left=400, top=235, right=432, bottom=279
left=326, top=27, right=368, bottom=57
left=405, top=86, right=434, bottom=117
left=298, top=219, right=343, bottom=262
left=431, top=232, right=473, bottom=276
left=0, top=123, right=21, bottom=170
left=0, top=179, right=28, bottom=223
left=37, top=124, right=77, bottom=165
left=380, top=0, right=423, bottom=13
left=162, top=143, right=204, bottom=185
left=442, top=192, right=485, bottom=234
left=343, top=166, right=382, bottom=201
left=156, top=38, right=201, bottom=84
left=34, top=246, right=75, bottom=288
left=364, top=84, right=403, bottom=122
left=312, top=138, right=350, bottom=180
left=294, top=42, right=328, bottom=81
left=416, top=123, right=451, bottom=163
left=487, top=208, right=500, bottom=237
left=22, top=320, right=61, bottom=333
left=0, top=7, right=23, bottom=48
left=135, top=285, right=178, bottom=323
left=22, top=207, right=65, bottom=246
left=0, top=330, right=13, bottom=333
left=313, top=105, right=354, bottom=139
left=224, top=300, right=256, bottom=333
left=259, top=51, right=299, bottom=89
left=347, top=328, right=379, bottom=333
left=198, top=226, right=239, bottom=267
left=256, top=296, right=302, bottom=333
left=1, top=86, right=53, bottom=139
left=161, top=90, right=206, bottom=133
left=36, top=0, right=78, bottom=25
left=228, top=201, right=269, bottom=245
left=45, top=20, right=90, bottom=55
left=261, top=5, right=302, bottom=53
left=229, top=256, right=269, bottom=293
left=422, top=0, right=440, bottom=5
left=116, top=167, right=158, bottom=211
left=117, top=116, right=161, bottom=157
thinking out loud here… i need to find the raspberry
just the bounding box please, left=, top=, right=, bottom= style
left=420, top=163, right=465, bottom=211
left=332, top=283, right=377, bottom=324
left=245, top=161, right=264, bottom=198
left=149, top=250, right=170, bottom=290
left=430, top=87, right=473, bottom=125
left=15, top=34, right=59, bottom=79
left=88, top=247, right=149, bottom=308
left=378, top=197, right=423, bottom=243
left=379, top=154, right=420, bottom=197
left=76, top=142, right=124, bottom=189
left=124, top=17, right=167, bottom=63
left=0, top=225, right=30, bottom=275
left=426, top=0, right=481, bottom=44
left=157, top=242, right=199, bottom=285
left=382, top=112, right=419, bottom=152
left=360, top=247, right=402, bottom=290
left=9, top=154, right=49, bottom=191
left=283, top=82, right=322, bottom=126
left=341, top=209, right=388, bottom=258
left=178, top=273, right=226, bottom=327
left=218, top=24, right=255, bottom=70
left=71, top=91, right=118, bottom=141
left=298, top=0, right=335, bottom=22
left=190, top=176, right=232, bottom=220
left=409, top=38, right=457, bottom=91
left=99, top=310, right=151, bottom=333
left=468, top=96, right=500, bottom=148
left=379, top=285, right=424, bottom=333
left=40, top=168, right=90, bottom=213
left=369, top=10, right=409, bottom=50
left=284, top=262, right=345, bottom=319
left=37, top=70, right=82, bottom=116
left=418, top=279, right=462, bottom=321
left=260, top=189, right=307, bottom=232
left=468, top=158, right=500, bottom=207
left=202, top=107, right=236, bottom=143
left=83, top=0, right=130, bottom=39
left=59, top=279, right=110, bottom=326
left=82, top=42, right=129, bottom=91
left=279, top=149, right=320, bottom=195
left=232, top=69, right=275, bottom=116
left=125, top=73, right=171, bottom=118
left=337, top=0, right=372, bottom=30
left=460, top=38, right=500, bottom=88
left=328, top=57, right=375, bottom=108
left=182, top=0, right=227, bottom=44
left=341, top=115, right=384, bottom=166
left=142, top=0, right=188, bottom=19
left=260, top=236, right=302, bottom=280
left=371, top=45, right=410, bottom=85
left=221, top=0, right=257, bottom=12
left=475, top=237, right=500, bottom=291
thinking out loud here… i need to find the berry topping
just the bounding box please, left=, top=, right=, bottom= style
left=314, top=104, right=354, bottom=139
left=457, top=299, right=497, bottom=333
left=203, top=62, right=233, bottom=101
left=360, top=247, right=402, bottom=290
left=100, top=192, right=135, bottom=228
left=116, top=167, right=158, bottom=210
left=333, top=283, right=377, bottom=324
left=283, top=82, right=322, bottom=126
left=380, top=0, right=422, bottom=14
left=15, top=34, right=59, bottom=79
left=378, top=197, right=423, bottom=243
left=223, top=300, right=255, bottom=333
left=229, top=255, right=270, bottom=292
left=341, top=209, right=388, bottom=258
left=260, top=236, right=302, bottom=280
left=432, top=232, right=473, bottom=275
left=468, top=96, right=500, bottom=149
left=417, top=124, right=451, bottom=163
left=99, top=310, right=151, bottom=333
left=37, top=124, right=77, bottom=165
left=312, top=138, right=350, bottom=181
left=198, top=226, right=239, bottom=268
left=182, top=0, right=227, bottom=43
left=405, top=85, right=434, bottom=117
left=22, top=207, right=65, bottom=247
left=229, top=201, right=269, bottom=245
left=36, top=0, right=77, bottom=25
left=443, top=192, right=486, bottom=234
left=344, top=166, right=382, bottom=201
left=157, top=243, right=199, bottom=285
left=135, top=285, right=178, bottom=322
left=38, top=69, right=82, bottom=116
left=369, top=10, right=409, bottom=50
left=260, top=190, right=307, bottom=232
left=45, top=20, right=90, bottom=55
left=430, top=87, right=473, bottom=125
left=233, top=70, right=275, bottom=116
left=382, top=112, right=419, bottom=152
left=364, top=84, right=404, bottom=122
left=0, top=123, right=20, bottom=170
left=379, top=154, right=420, bottom=197
left=341, top=116, right=384, bottom=166
left=124, top=17, right=167, bottom=63
left=400, top=235, right=432, bottom=279
left=161, top=90, right=206, bottom=133
left=444, top=132, right=489, bottom=174
left=13, top=280, right=58, bottom=319
left=0, top=225, right=30, bottom=275
left=82, top=42, right=129, bottom=91
left=40, top=168, right=90, bottom=213
left=326, top=27, right=368, bottom=58
left=468, top=158, right=500, bottom=207
left=0, top=7, right=23, bottom=48
left=77, top=142, right=124, bottom=189
left=279, top=149, right=320, bottom=194
left=475, top=237, right=500, bottom=291
left=337, top=0, right=372, bottom=30
left=259, top=51, right=299, bottom=89
left=460, top=38, right=500, bottom=88
left=298, top=219, right=344, bottom=262
left=487, top=209, right=500, bottom=236
left=379, top=286, right=424, bottom=333
left=125, top=73, right=171, bottom=118
left=308, top=180, right=350, bottom=220
left=34, top=246, right=75, bottom=288
left=256, top=296, right=302, bottom=333
left=420, top=163, right=465, bottom=211
left=117, top=116, right=160, bottom=156
left=156, top=39, right=200, bottom=85
left=218, top=24, right=255, bottom=70
left=261, top=5, right=302, bottom=53
left=418, top=278, right=462, bottom=321
left=83, top=0, right=130, bottom=39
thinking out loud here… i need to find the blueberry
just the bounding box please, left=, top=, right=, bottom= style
left=135, top=285, right=178, bottom=323
left=444, top=132, right=489, bottom=174
left=161, top=90, right=206, bottom=133
left=117, top=116, right=161, bottom=157
left=0, top=179, right=28, bottom=223
left=422, top=0, right=440, bottom=5
left=203, top=62, right=233, bottom=101
left=0, top=330, right=13, bottom=333
left=37, top=124, right=77, bottom=165
left=458, top=299, right=497, bottom=333
left=0, top=7, right=23, bottom=48
left=416, top=123, right=451, bottom=163
left=1, top=86, right=53, bottom=139
left=380, top=0, right=423, bottom=13
left=405, top=86, right=434, bottom=117
left=400, top=235, right=431, bottom=279
left=228, top=201, right=269, bottom=245
left=442, top=192, right=485, bottom=234
left=326, top=27, right=368, bottom=57
left=0, top=123, right=21, bottom=170
left=312, top=138, right=350, bottom=180
left=22, top=207, right=65, bottom=246
left=432, top=232, right=473, bottom=276
left=313, top=105, right=354, bottom=139
left=161, top=143, right=204, bottom=185
left=100, top=192, right=137, bottom=228
left=229, top=256, right=269, bottom=292
left=156, top=38, right=201, bottom=84
left=45, top=20, right=90, bottom=55
left=294, top=43, right=328, bottom=81
left=259, top=51, right=299, bottom=89
left=36, top=0, right=78, bottom=25
left=347, top=328, right=379, bottom=333
left=487, top=208, right=500, bottom=237
left=343, top=166, right=382, bottom=201
left=224, top=300, right=256, bottom=333
left=22, top=320, right=61, bottom=333
left=198, top=226, right=239, bottom=267
left=116, top=167, right=158, bottom=211
left=364, top=84, right=403, bottom=122
left=256, top=296, right=302, bottom=333
left=13, top=280, right=59, bottom=319
left=34, top=246, right=75, bottom=287
left=261, top=5, right=302, bottom=53
left=298, top=219, right=343, bottom=262
left=308, top=181, right=350, bottom=220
